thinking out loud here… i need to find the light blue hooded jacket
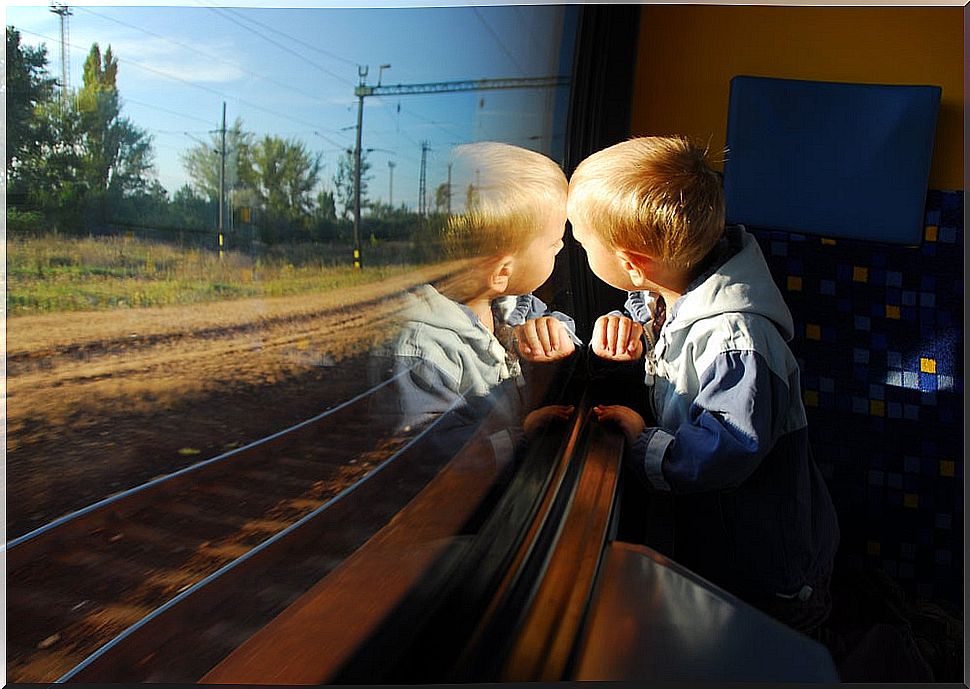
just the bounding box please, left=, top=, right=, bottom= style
left=369, top=284, right=578, bottom=463
left=618, top=226, right=839, bottom=599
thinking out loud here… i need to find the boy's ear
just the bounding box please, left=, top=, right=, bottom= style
left=488, top=255, right=515, bottom=294
left=615, top=250, right=652, bottom=287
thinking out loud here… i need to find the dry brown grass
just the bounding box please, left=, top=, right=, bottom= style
left=8, top=263, right=460, bottom=444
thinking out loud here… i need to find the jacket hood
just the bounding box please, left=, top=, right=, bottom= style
left=396, top=284, right=506, bottom=365
left=667, top=226, right=794, bottom=340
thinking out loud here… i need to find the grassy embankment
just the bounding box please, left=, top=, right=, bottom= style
left=6, top=234, right=423, bottom=316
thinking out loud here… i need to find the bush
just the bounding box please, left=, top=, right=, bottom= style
left=6, top=208, right=51, bottom=235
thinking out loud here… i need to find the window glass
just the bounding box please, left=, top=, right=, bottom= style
left=6, top=4, right=578, bottom=682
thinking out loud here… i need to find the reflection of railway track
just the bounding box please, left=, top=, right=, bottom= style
left=4, top=372, right=442, bottom=683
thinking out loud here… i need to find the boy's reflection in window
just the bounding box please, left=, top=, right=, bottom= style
left=369, top=142, right=578, bottom=467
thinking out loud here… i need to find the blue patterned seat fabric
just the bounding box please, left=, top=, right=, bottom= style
left=747, top=189, right=963, bottom=605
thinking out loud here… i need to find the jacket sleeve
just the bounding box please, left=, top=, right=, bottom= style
left=623, top=290, right=661, bottom=326
left=506, top=294, right=582, bottom=346
left=369, top=351, right=523, bottom=470
left=380, top=353, right=465, bottom=432
left=629, top=349, right=793, bottom=493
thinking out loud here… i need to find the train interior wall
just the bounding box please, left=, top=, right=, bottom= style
left=627, top=6, right=964, bottom=615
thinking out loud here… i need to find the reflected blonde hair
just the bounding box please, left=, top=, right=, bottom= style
left=567, top=136, right=725, bottom=270
left=444, top=142, right=567, bottom=259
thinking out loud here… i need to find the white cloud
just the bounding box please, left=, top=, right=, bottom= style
left=89, top=35, right=248, bottom=84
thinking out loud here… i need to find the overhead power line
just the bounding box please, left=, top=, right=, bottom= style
left=472, top=7, right=527, bottom=76
left=219, top=7, right=359, bottom=69
left=373, top=95, right=466, bottom=145
left=205, top=5, right=354, bottom=87
left=73, top=6, right=336, bottom=106
left=125, top=97, right=215, bottom=126
left=16, top=28, right=355, bottom=144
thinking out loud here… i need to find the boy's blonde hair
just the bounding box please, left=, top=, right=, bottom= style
left=567, top=136, right=725, bottom=270
left=444, top=141, right=567, bottom=259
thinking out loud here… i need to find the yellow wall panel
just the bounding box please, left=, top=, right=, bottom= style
left=631, top=6, right=963, bottom=190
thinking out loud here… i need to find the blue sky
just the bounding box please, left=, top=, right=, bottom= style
left=6, top=2, right=573, bottom=210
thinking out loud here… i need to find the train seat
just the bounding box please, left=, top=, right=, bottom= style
left=723, top=75, right=962, bottom=608
left=746, top=192, right=963, bottom=606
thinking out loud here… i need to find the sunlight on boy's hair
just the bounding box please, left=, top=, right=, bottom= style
left=442, top=141, right=567, bottom=261
left=567, top=135, right=726, bottom=270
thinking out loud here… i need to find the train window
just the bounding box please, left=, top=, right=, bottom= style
left=6, top=4, right=583, bottom=682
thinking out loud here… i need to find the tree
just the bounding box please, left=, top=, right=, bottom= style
left=17, top=96, right=88, bottom=224
left=171, top=184, right=216, bottom=229
left=316, top=189, right=337, bottom=222
left=181, top=117, right=255, bottom=202
left=6, top=26, right=57, bottom=188
left=77, top=43, right=154, bottom=199
left=434, top=182, right=451, bottom=214
left=250, top=135, right=322, bottom=225
left=465, top=182, right=479, bottom=211
left=333, top=148, right=372, bottom=220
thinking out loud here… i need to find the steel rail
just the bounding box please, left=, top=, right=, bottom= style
left=55, top=392, right=461, bottom=683
left=5, top=366, right=411, bottom=553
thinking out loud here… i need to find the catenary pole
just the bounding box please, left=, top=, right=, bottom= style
left=352, top=66, right=367, bottom=269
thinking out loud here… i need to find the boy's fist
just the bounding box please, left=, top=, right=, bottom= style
left=591, top=314, right=645, bottom=361
left=592, top=405, right=646, bottom=445
left=514, top=316, right=576, bottom=362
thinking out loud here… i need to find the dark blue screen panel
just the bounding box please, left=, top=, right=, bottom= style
left=723, top=76, right=940, bottom=245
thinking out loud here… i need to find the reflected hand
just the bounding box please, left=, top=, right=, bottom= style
left=523, top=404, right=575, bottom=437
left=592, top=405, right=645, bottom=445
left=514, top=317, right=576, bottom=362
left=591, top=315, right=644, bottom=361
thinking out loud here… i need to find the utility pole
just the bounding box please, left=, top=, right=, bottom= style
left=446, top=162, right=453, bottom=215
left=387, top=160, right=396, bottom=207
left=352, top=65, right=368, bottom=270
left=418, top=141, right=429, bottom=218
left=219, top=103, right=226, bottom=232
left=218, top=102, right=226, bottom=258
left=49, top=3, right=72, bottom=96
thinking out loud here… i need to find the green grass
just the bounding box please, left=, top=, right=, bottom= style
left=6, top=234, right=421, bottom=316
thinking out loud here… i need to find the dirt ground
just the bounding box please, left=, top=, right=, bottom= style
left=5, top=264, right=458, bottom=540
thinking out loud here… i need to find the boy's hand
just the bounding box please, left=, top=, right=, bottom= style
left=523, top=404, right=575, bottom=438
left=514, top=317, right=576, bottom=362
left=591, top=314, right=645, bottom=361
left=592, top=405, right=646, bottom=446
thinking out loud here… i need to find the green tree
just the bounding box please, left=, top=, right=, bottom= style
left=77, top=43, right=154, bottom=199
left=465, top=182, right=480, bottom=210
left=250, top=135, right=322, bottom=225
left=19, top=98, right=88, bottom=224
left=6, top=26, right=58, bottom=191
left=333, top=148, right=372, bottom=220
left=6, top=35, right=154, bottom=229
left=181, top=117, right=255, bottom=202
left=434, top=182, right=451, bottom=214
left=316, top=189, right=338, bottom=222
left=171, top=184, right=216, bottom=229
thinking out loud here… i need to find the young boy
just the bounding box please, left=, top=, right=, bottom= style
left=369, top=142, right=578, bottom=461
left=568, top=136, right=839, bottom=634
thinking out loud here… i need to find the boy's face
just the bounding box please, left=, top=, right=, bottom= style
left=506, top=207, right=567, bottom=295
left=569, top=219, right=638, bottom=291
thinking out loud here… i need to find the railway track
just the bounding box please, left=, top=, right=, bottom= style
left=5, top=370, right=451, bottom=683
